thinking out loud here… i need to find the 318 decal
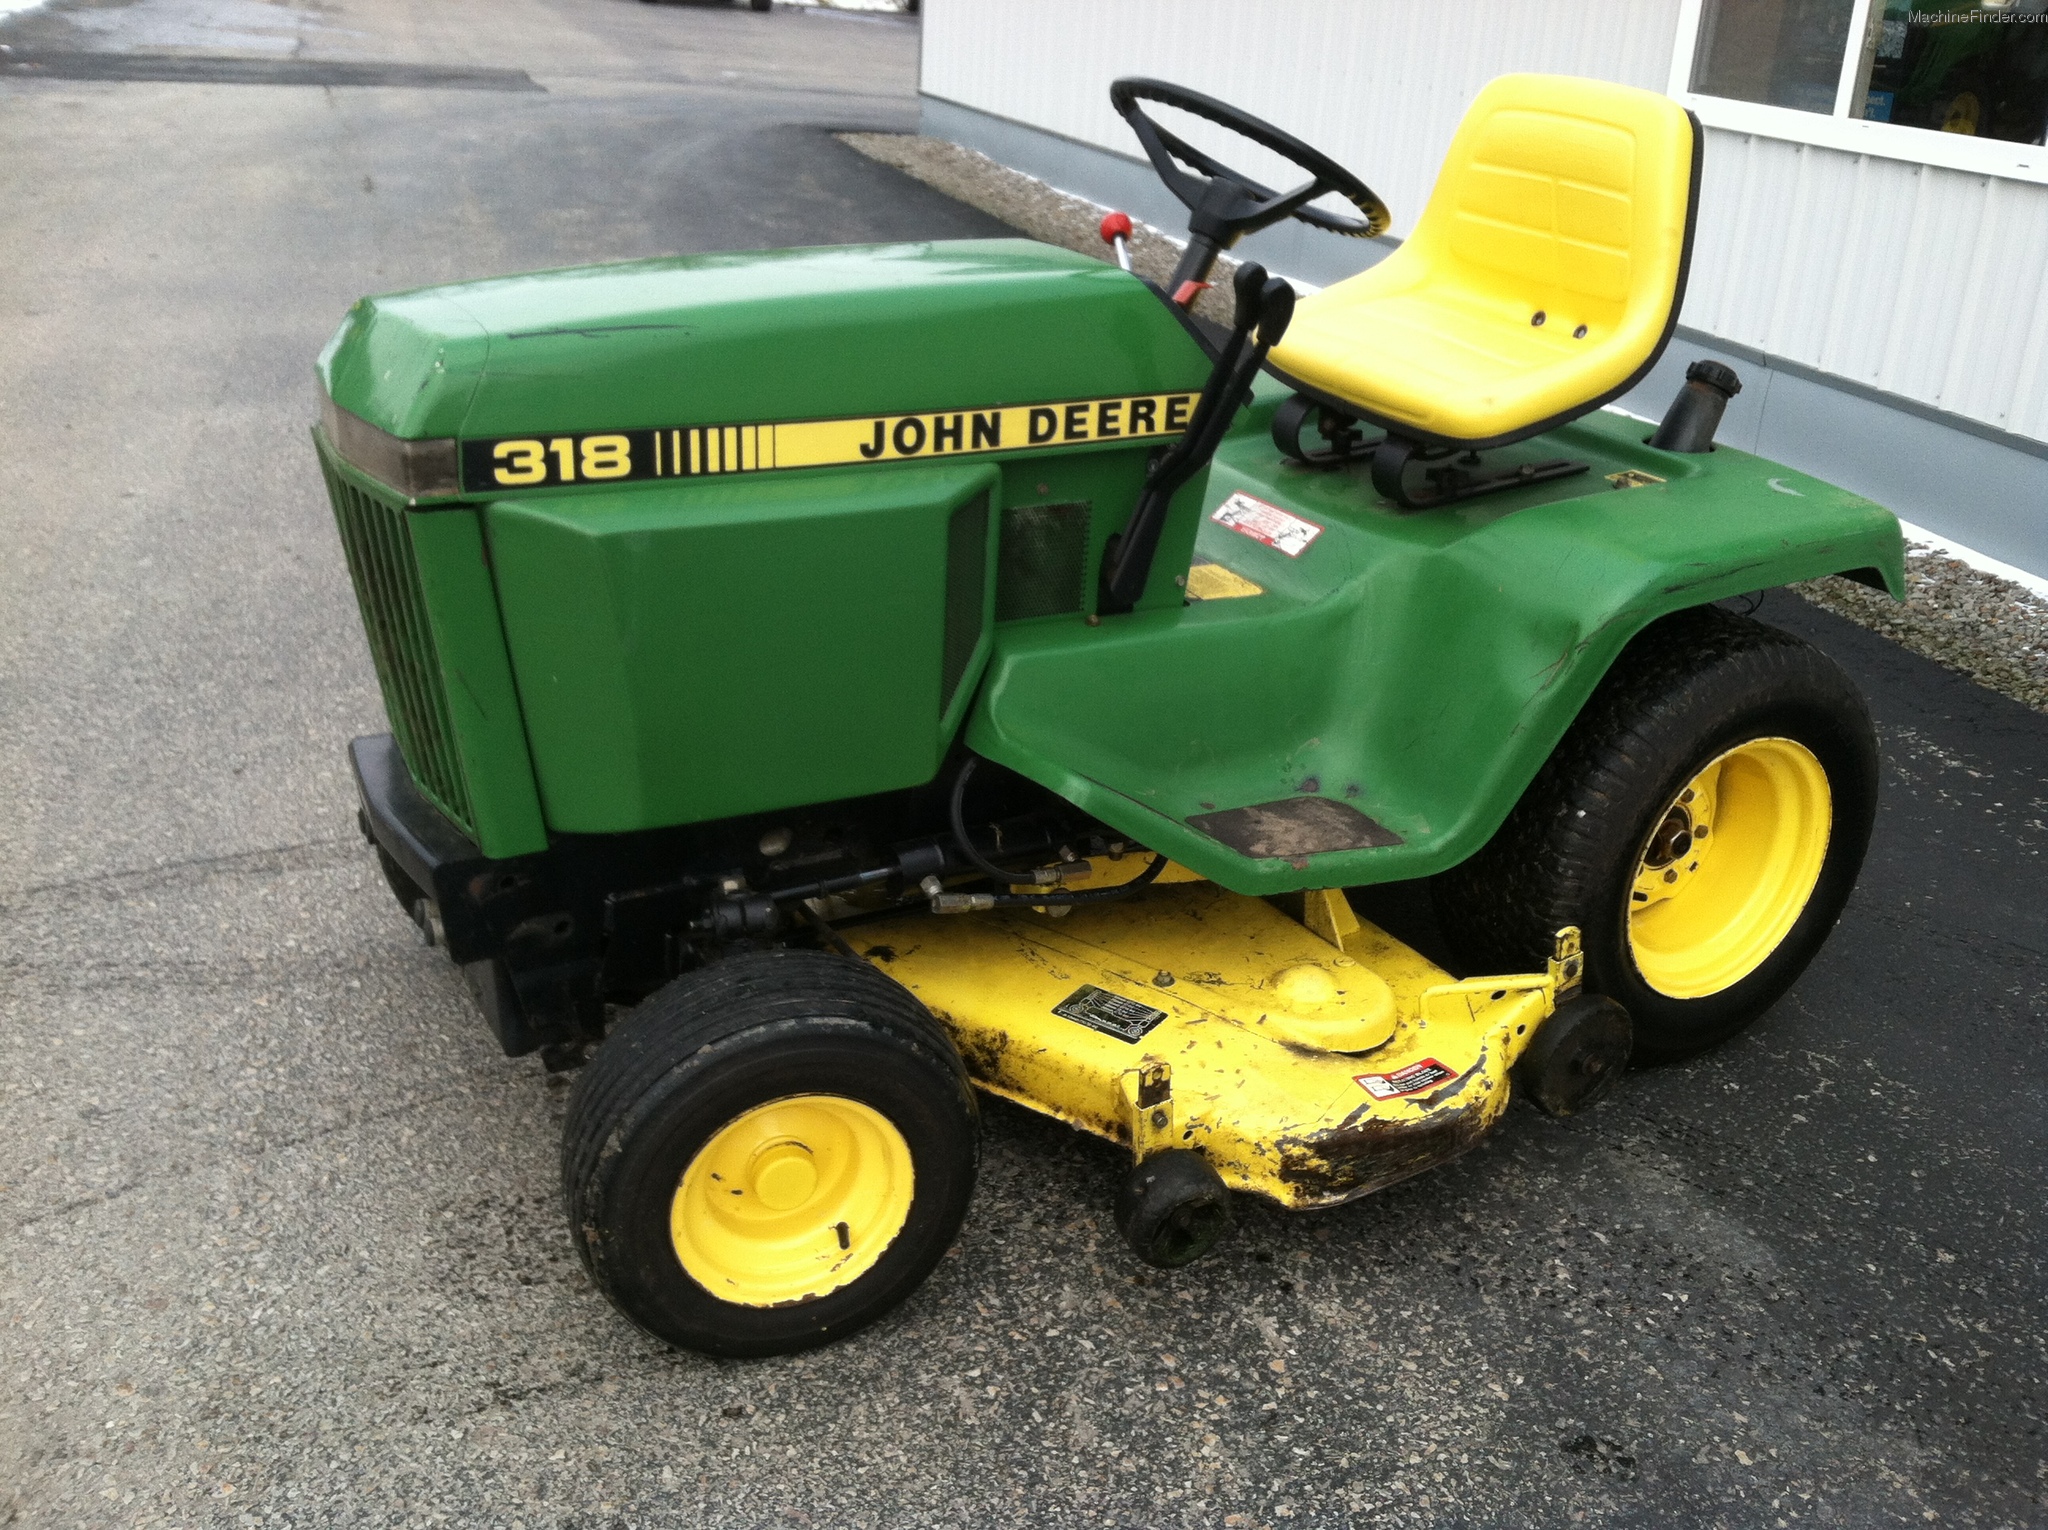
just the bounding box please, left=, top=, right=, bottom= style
left=487, top=435, right=633, bottom=486
left=457, top=391, right=1198, bottom=493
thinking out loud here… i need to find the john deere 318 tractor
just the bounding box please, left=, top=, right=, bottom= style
left=315, top=75, right=1899, bottom=1356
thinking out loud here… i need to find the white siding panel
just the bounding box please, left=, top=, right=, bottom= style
left=921, top=2, right=2048, bottom=444
left=2013, top=248, right=2048, bottom=442
left=1684, top=129, right=2048, bottom=441
left=920, top=0, right=1683, bottom=242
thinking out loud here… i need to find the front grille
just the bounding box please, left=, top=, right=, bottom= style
left=320, top=457, right=476, bottom=836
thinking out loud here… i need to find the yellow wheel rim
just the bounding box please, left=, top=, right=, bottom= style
left=1627, top=737, right=1832, bottom=999
left=670, top=1094, right=914, bottom=1308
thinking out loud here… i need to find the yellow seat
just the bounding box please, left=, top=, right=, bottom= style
left=1268, top=74, right=1700, bottom=448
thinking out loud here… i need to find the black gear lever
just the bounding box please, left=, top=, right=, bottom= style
left=1099, top=262, right=1295, bottom=616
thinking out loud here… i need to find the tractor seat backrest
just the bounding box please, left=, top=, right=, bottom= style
left=1450, top=86, right=1668, bottom=326
left=1268, top=75, right=1701, bottom=449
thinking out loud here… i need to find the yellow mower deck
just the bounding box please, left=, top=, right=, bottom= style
left=855, top=881, right=1575, bottom=1210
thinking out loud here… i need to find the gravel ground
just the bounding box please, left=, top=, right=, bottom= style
left=841, top=131, right=2048, bottom=719
left=1796, top=557, right=2048, bottom=715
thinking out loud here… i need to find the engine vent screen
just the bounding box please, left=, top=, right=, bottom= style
left=996, top=500, right=1091, bottom=622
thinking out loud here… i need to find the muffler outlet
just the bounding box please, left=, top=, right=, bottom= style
left=1649, top=359, right=1742, bottom=453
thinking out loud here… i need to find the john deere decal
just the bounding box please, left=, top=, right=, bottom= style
left=459, top=391, right=1199, bottom=493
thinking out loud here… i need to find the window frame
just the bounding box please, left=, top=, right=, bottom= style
left=1669, top=0, right=2048, bottom=185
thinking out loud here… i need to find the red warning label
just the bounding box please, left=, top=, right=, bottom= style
left=1355, top=1058, right=1456, bottom=1099
left=1210, top=491, right=1323, bottom=557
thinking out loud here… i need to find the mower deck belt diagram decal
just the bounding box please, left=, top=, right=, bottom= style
left=1053, top=985, right=1169, bottom=1043
left=459, top=390, right=1200, bottom=492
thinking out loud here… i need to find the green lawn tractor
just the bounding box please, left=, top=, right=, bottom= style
left=315, top=73, right=1901, bottom=1357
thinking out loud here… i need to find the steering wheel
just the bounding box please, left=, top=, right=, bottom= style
left=1110, top=78, right=1391, bottom=252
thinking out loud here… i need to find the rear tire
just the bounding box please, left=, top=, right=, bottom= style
left=562, top=950, right=979, bottom=1357
left=1433, top=606, right=1877, bottom=1065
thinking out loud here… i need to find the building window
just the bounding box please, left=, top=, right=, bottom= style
left=1864, top=1, right=2048, bottom=144
left=1676, top=0, right=2048, bottom=177
left=1692, top=0, right=1865, bottom=115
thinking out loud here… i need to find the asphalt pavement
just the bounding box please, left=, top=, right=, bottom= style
left=2, top=2, right=2043, bottom=1527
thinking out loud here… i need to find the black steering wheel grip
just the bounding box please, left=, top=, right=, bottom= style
left=1110, top=77, right=1390, bottom=241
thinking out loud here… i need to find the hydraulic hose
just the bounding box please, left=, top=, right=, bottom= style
left=946, top=757, right=1168, bottom=908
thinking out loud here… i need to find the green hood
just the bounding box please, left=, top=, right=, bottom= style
left=316, top=239, right=1209, bottom=446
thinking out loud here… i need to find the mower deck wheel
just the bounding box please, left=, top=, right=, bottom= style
left=561, top=950, right=978, bottom=1358
left=1514, top=992, right=1632, bottom=1116
left=1115, top=1150, right=1233, bottom=1268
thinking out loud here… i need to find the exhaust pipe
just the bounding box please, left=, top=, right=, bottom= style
left=1650, top=360, right=1742, bottom=453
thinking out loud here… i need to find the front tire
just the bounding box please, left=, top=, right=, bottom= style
left=1434, top=606, right=1877, bottom=1064
left=562, top=950, right=979, bottom=1357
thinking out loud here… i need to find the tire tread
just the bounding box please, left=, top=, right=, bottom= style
left=561, top=950, right=971, bottom=1317
left=1434, top=605, right=1876, bottom=1062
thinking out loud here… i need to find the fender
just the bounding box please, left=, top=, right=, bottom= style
left=967, top=388, right=1904, bottom=895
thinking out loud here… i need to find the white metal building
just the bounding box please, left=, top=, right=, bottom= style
left=917, top=0, right=2048, bottom=581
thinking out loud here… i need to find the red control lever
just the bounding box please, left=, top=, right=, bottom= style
left=1098, top=210, right=1133, bottom=272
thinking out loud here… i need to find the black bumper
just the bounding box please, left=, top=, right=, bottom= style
left=350, top=733, right=600, bottom=1055
left=351, top=733, right=522, bottom=965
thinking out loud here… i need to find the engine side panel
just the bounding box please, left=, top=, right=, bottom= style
left=487, top=463, right=1000, bottom=833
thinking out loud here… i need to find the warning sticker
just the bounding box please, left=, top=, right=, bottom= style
left=1184, top=560, right=1265, bottom=601
left=1606, top=468, right=1666, bottom=490
left=1210, top=491, right=1323, bottom=557
left=1053, top=985, right=1168, bottom=1043
left=1355, top=1058, right=1457, bottom=1099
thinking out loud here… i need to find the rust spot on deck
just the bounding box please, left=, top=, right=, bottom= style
left=1273, top=1096, right=1494, bottom=1206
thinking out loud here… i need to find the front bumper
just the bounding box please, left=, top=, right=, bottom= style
left=350, top=733, right=600, bottom=1055
left=351, top=732, right=524, bottom=965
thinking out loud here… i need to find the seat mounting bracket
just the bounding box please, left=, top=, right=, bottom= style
left=1371, top=436, right=1589, bottom=511
left=1271, top=393, right=1382, bottom=469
